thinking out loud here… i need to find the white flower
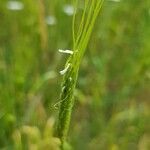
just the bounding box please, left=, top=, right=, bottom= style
left=7, top=1, right=24, bottom=11
left=60, top=63, right=71, bottom=75
left=63, top=4, right=75, bottom=16
left=58, top=49, right=73, bottom=55
left=46, top=16, right=57, bottom=26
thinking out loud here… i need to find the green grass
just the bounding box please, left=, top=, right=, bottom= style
left=55, top=0, right=104, bottom=148
left=0, top=0, right=149, bottom=149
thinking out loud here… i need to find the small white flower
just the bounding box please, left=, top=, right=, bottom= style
left=60, top=63, right=71, bottom=75
left=7, top=1, right=24, bottom=11
left=46, top=16, right=57, bottom=26
left=58, top=49, right=73, bottom=55
left=63, top=4, right=75, bottom=16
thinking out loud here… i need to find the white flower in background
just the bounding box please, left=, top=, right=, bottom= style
left=46, top=16, right=57, bottom=26
left=7, top=1, right=24, bottom=11
left=58, top=49, right=73, bottom=55
left=60, top=63, right=71, bottom=75
left=63, top=4, right=75, bottom=16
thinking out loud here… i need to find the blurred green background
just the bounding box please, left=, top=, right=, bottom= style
left=0, top=0, right=150, bottom=149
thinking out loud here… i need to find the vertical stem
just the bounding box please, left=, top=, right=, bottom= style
left=38, top=0, right=48, bottom=62
left=55, top=0, right=104, bottom=149
left=56, top=54, right=79, bottom=145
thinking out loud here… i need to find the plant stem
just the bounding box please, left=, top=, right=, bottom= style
left=55, top=0, right=104, bottom=148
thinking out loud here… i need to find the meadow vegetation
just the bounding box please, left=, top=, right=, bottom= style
left=0, top=0, right=149, bottom=149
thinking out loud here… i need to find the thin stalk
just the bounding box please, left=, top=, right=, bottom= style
left=74, top=0, right=90, bottom=49
left=55, top=0, right=104, bottom=149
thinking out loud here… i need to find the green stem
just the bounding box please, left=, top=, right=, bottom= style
left=55, top=0, right=104, bottom=148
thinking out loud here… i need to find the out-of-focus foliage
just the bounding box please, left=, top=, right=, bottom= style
left=0, top=0, right=149, bottom=149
